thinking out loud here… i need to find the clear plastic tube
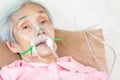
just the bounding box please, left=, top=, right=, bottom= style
left=46, top=36, right=58, bottom=58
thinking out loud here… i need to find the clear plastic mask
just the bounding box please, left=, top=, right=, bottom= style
left=17, top=18, right=58, bottom=59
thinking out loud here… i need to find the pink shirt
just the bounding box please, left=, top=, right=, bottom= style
left=0, top=56, right=108, bottom=80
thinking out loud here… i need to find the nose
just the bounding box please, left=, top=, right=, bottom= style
left=37, top=28, right=45, bottom=36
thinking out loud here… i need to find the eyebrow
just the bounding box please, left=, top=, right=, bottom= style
left=17, top=10, right=46, bottom=24
left=37, top=10, right=45, bottom=13
left=18, top=15, right=28, bottom=22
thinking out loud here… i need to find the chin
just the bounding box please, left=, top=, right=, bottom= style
left=37, top=49, right=54, bottom=58
left=34, top=41, right=56, bottom=58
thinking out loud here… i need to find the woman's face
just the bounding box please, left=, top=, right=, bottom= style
left=9, top=3, right=57, bottom=62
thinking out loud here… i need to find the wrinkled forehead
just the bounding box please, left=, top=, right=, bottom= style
left=10, top=3, right=47, bottom=24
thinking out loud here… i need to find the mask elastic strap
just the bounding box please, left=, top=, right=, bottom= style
left=19, top=38, right=64, bottom=56
left=20, top=45, right=33, bottom=56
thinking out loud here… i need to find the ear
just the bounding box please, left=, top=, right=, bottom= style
left=5, top=41, right=19, bottom=53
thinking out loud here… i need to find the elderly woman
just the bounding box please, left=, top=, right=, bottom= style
left=0, top=0, right=108, bottom=80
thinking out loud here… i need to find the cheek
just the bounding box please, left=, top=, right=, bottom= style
left=45, top=26, right=55, bottom=38
left=14, top=32, right=31, bottom=52
left=18, top=39, right=31, bottom=52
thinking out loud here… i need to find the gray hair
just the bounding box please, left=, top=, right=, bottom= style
left=0, top=0, right=53, bottom=43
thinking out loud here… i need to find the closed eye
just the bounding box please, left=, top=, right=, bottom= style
left=23, top=26, right=29, bottom=29
left=22, top=25, right=32, bottom=31
left=41, top=20, right=47, bottom=24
